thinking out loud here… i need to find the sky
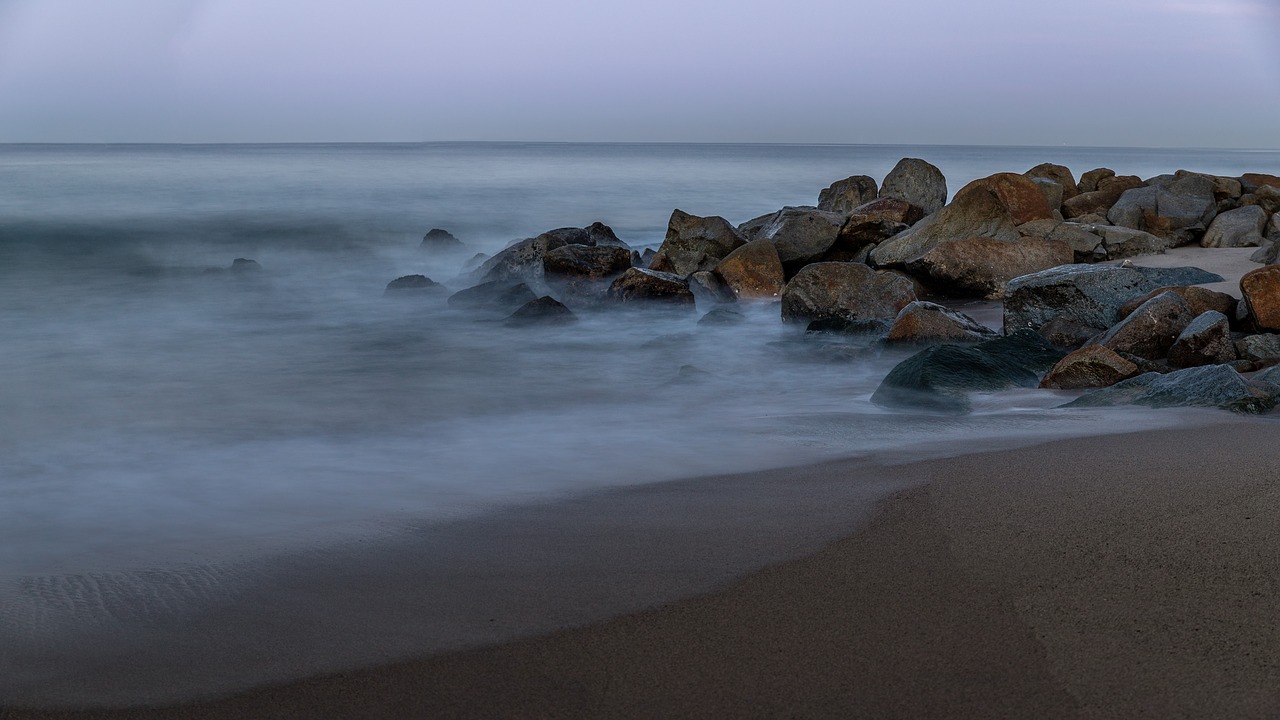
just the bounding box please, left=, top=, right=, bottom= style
left=0, top=0, right=1277, bottom=147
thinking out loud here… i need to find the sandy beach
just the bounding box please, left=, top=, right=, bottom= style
left=7, top=416, right=1280, bottom=720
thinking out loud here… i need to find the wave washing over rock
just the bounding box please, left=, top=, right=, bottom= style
left=1, top=143, right=1279, bottom=706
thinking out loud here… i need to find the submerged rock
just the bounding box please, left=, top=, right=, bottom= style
left=698, top=307, right=746, bottom=326
left=447, top=280, right=538, bottom=311
left=420, top=228, right=465, bottom=252
left=607, top=268, right=696, bottom=306
left=384, top=274, right=440, bottom=294
left=506, top=296, right=576, bottom=326
left=1064, top=364, right=1275, bottom=413
left=230, top=258, right=262, bottom=273
left=689, top=270, right=738, bottom=305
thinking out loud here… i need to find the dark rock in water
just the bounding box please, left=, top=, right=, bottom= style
left=506, top=296, right=576, bottom=326
left=1062, top=175, right=1143, bottom=219
left=1118, top=285, right=1236, bottom=322
left=885, top=301, right=998, bottom=344
left=476, top=235, right=564, bottom=283
left=1077, top=168, right=1116, bottom=194
left=1201, top=205, right=1268, bottom=248
left=754, top=206, right=846, bottom=276
left=230, top=258, right=262, bottom=272
left=607, top=268, right=695, bottom=306
left=698, top=307, right=746, bottom=326
left=447, top=281, right=538, bottom=311
left=669, top=364, right=712, bottom=385
left=871, top=329, right=1065, bottom=413
left=1026, top=163, right=1079, bottom=202
left=870, top=172, right=1054, bottom=268
left=649, top=210, right=746, bottom=277
left=805, top=317, right=892, bottom=336
left=1237, top=333, right=1280, bottom=362
left=420, top=228, right=464, bottom=251
left=538, top=221, right=629, bottom=249
left=1107, top=174, right=1218, bottom=246
left=543, top=244, right=633, bottom=280
left=463, top=252, right=489, bottom=270
left=1090, top=291, right=1194, bottom=360
left=1126, top=265, right=1224, bottom=287
left=818, top=175, right=878, bottom=214
left=384, top=274, right=440, bottom=294
left=780, top=262, right=916, bottom=325
left=1241, top=265, right=1280, bottom=332
left=1040, top=345, right=1140, bottom=389
left=712, top=239, right=785, bottom=299
left=689, top=271, right=737, bottom=305
left=1064, top=364, right=1276, bottom=413
left=639, top=248, right=658, bottom=267
left=1003, top=265, right=1157, bottom=334
left=906, top=235, right=1073, bottom=299
left=1169, top=311, right=1236, bottom=368
left=879, top=158, right=947, bottom=215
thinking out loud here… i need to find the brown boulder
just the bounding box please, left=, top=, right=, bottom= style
left=1241, top=265, right=1280, bottom=331
left=817, top=175, right=878, bottom=214
left=1026, top=163, right=1079, bottom=201
left=649, top=210, right=746, bottom=277
left=885, top=301, right=998, bottom=344
left=780, top=262, right=916, bottom=324
left=905, top=235, right=1073, bottom=300
left=1040, top=345, right=1140, bottom=389
left=1118, top=285, right=1236, bottom=321
left=1061, top=175, right=1144, bottom=219
left=543, top=245, right=633, bottom=280
left=607, top=268, right=696, bottom=306
left=848, top=197, right=925, bottom=225
left=712, top=239, right=785, bottom=299
left=1091, top=290, right=1195, bottom=360
left=1241, top=173, right=1280, bottom=193
left=870, top=172, right=1055, bottom=267
left=1077, top=168, right=1116, bottom=194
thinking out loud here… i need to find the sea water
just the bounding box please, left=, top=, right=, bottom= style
left=1, top=142, right=1276, bottom=703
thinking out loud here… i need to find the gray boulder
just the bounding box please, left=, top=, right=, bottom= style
left=1064, top=364, right=1275, bottom=413
left=384, top=274, right=440, bottom=294
left=447, top=281, right=538, bottom=311
left=476, top=235, right=564, bottom=283
left=818, top=175, right=878, bottom=214
left=1017, top=219, right=1106, bottom=262
left=1237, top=334, right=1280, bottom=362
left=538, top=222, right=630, bottom=249
left=420, top=228, right=465, bottom=252
left=649, top=210, right=746, bottom=277
left=1128, top=265, right=1224, bottom=287
left=1026, top=163, right=1079, bottom=201
left=1003, top=265, right=1157, bottom=335
left=1201, top=205, right=1268, bottom=248
left=1062, top=175, right=1144, bottom=219
left=879, top=158, right=947, bottom=214
left=1090, top=291, right=1195, bottom=360
left=755, top=206, right=846, bottom=275
left=1168, top=311, right=1236, bottom=368
left=506, top=296, right=577, bottom=326
left=1107, top=174, right=1217, bottom=246
left=1090, top=225, right=1171, bottom=259
left=689, top=270, right=738, bottom=305
left=780, top=262, right=917, bottom=324
left=1030, top=178, right=1065, bottom=213
left=1240, top=186, right=1280, bottom=215
left=607, top=268, right=696, bottom=306
left=905, top=235, right=1073, bottom=300
left=543, top=244, right=633, bottom=280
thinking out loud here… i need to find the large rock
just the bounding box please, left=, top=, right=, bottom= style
left=1107, top=174, right=1217, bottom=245
left=846, top=197, right=924, bottom=226
left=755, top=207, right=846, bottom=274
left=1089, top=225, right=1171, bottom=259
left=1237, top=334, right=1280, bottom=362
left=1118, top=285, right=1236, bottom=321
left=689, top=271, right=737, bottom=305
left=885, top=301, right=998, bottom=344
left=712, top=239, right=785, bottom=299
left=822, top=200, right=922, bottom=262
left=1077, top=168, right=1115, bottom=194
left=447, top=280, right=538, bottom=311
left=476, top=235, right=564, bottom=283
left=879, top=158, right=947, bottom=214
left=1090, top=291, right=1195, bottom=360
left=1003, top=265, right=1157, bottom=334
left=1061, top=175, right=1144, bottom=219
left=1240, top=186, right=1280, bottom=215
left=870, top=172, right=1055, bottom=268
left=780, top=262, right=917, bottom=324
left=1168, top=311, right=1236, bottom=368
left=817, top=175, right=878, bottom=214
left=420, top=228, right=464, bottom=252
left=384, top=274, right=440, bottom=294
left=1064, top=364, right=1275, bottom=413
left=1241, top=265, right=1280, bottom=331
left=1017, top=219, right=1106, bottom=262
left=607, top=268, right=696, bottom=306
left=1030, top=178, right=1065, bottom=213
left=1241, top=174, right=1280, bottom=194
left=1040, top=345, right=1140, bottom=389
left=1026, top=163, right=1079, bottom=201
left=539, top=222, right=629, bottom=249
left=871, top=330, right=1064, bottom=413
left=1201, top=205, right=1268, bottom=248
left=649, top=210, right=746, bottom=277
left=543, top=244, right=633, bottom=280
left=905, top=236, right=1073, bottom=299
left=506, top=296, right=576, bottom=326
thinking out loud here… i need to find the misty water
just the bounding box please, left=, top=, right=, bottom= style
left=2, top=143, right=1278, bottom=704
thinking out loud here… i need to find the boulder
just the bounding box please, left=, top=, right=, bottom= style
left=543, top=244, right=633, bottom=280
left=1168, top=311, right=1236, bottom=368
left=885, top=301, right=998, bottom=344
left=1040, top=345, right=1141, bottom=389
left=689, top=270, right=738, bottom=305
left=607, top=268, right=696, bottom=306
left=506, top=296, right=576, bottom=326
left=846, top=197, right=925, bottom=226
left=697, top=307, right=746, bottom=326
left=1003, top=264, right=1157, bottom=334
left=476, top=235, right=564, bottom=283
left=1026, top=163, right=1079, bottom=201
left=229, top=258, right=262, bottom=273
left=780, top=262, right=916, bottom=324
left=1201, top=205, right=1268, bottom=248
left=1064, top=364, right=1275, bottom=413
left=1107, top=174, right=1217, bottom=245
left=871, top=330, right=1064, bottom=413
left=384, top=274, right=440, bottom=293
left=712, top=239, right=785, bottom=299
left=823, top=201, right=922, bottom=262
left=1118, top=285, right=1236, bottom=321
left=1038, top=316, right=1107, bottom=349
left=447, top=281, right=538, bottom=311
left=1240, top=265, right=1280, bottom=331
left=420, top=228, right=465, bottom=252
left=905, top=235, right=1073, bottom=300
left=1241, top=174, right=1280, bottom=194
left=649, top=210, right=746, bottom=277
left=1239, top=186, right=1280, bottom=216
left=1237, top=334, right=1280, bottom=362
left=1077, top=168, right=1115, bottom=194
left=538, top=222, right=629, bottom=249
left=1017, top=219, right=1106, bottom=262
left=818, top=175, right=878, bottom=214
left=1128, top=265, right=1224, bottom=287
left=754, top=206, right=846, bottom=275
left=1089, top=225, right=1171, bottom=259
left=1090, top=291, right=1194, bottom=360
left=870, top=172, right=1054, bottom=268
left=1062, top=175, right=1144, bottom=219
left=879, top=158, right=948, bottom=214
left=805, top=317, right=893, bottom=336
left=736, top=211, right=776, bottom=240
left=1030, top=178, right=1065, bottom=213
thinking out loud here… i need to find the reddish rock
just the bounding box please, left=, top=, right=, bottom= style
left=1118, top=285, right=1237, bottom=321
left=712, top=239, right=785, bottom=299
left=1077, top=168, right=1116, bottom=194
left=1061, top=175, right=1144, bottom=219
left=1040, top=345, right=1140, bottom=389
left=1241, top=265, right=1280, bottom=331
left=885, top=301, right=998, bottom=344
left=905, top=235, right=1073, bottom=299
left=607, top=268, right=696, bottom=306
left=780, top=262, right=916, bottom=324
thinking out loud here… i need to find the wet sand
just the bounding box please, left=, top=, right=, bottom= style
left=9, top=418, right=1280, bottom=719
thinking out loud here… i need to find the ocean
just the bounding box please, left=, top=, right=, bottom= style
left=1, top=142, right=1277, bottom=705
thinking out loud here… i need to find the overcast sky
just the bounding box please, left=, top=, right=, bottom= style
left=0, top=0, right=1276, bottom=147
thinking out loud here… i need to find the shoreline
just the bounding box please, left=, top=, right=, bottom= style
left=8, top=415, right=1280, bottom=718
